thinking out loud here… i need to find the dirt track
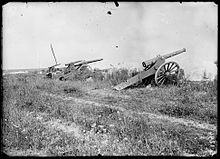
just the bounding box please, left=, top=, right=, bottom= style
left=42, top=91, right=217, bottom=132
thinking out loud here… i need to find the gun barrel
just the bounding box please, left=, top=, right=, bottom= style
left=142, top=48, right=186, bottom=68
left=74, top=58, right=103, bottom=66
left=162, top=48, right=186, bottom=59
left=65, top=60, right=83, bottom=66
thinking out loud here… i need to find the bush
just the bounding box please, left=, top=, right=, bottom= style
left=104, top=68, right=130, bottom=86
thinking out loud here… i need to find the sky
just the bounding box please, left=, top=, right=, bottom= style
left=2, top=2, right=218, bottom=80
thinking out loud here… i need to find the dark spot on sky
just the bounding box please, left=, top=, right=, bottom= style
left=114, top=1, right=119, bottom=7
left=21, top=14, right=23, bottom=16
left=107, top=11, right=112, bottom=15
left=116, top=46, right=118, bottom=48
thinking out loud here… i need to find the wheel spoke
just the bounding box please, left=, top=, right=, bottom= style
left=158, top=70, right=165, bottom=76
left=160, top=78, right=166, bottom=85
left=163, top=64, right=166, bottom=70
left=159, top=70, right=165, bottom=76
left=169, top=65, right=175, bottom=71
left=158, top=76, right=166, bottom=84
left=165, top=64, right=169, bottom=71
left=170, top=72, right=178, bottom=76
left=170, top=64, right=177, bottom=70
left=157, top=74, right=165, bottom=78
left=157, top=77, right=163, bottom=84
left=170, top=69, right=179, bottom=74
left=165, top=63, right=170, bottom=70
left=157, top=74, right=165, bottom=80
left=168, top=62, right=174, bottom=70
left=157, top=73, right=164, bottom=78
left=169, top=66, right=178, bottom=72
left=170, top=72, right=177, bottom=75
left=170, top=68, right=177, bottom=72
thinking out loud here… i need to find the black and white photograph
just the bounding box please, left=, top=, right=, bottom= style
left=2, top=2, right=217, bottom=156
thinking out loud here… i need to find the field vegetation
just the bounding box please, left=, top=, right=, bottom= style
left=2, top=69, right=217, bottom=156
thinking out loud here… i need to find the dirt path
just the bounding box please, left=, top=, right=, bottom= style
left=30, top=112, right=83, bottom=139
left=86, top=89, right=130, bottom=99
left=42, top=92, right=217, bottom=132
left=44, top=119, right=82, bottom=138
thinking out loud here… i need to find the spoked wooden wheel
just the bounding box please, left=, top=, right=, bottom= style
left=155, top=61, right=180, bottom=85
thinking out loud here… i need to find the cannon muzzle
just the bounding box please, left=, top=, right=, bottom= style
left=162, top=48, right=186, bottom=59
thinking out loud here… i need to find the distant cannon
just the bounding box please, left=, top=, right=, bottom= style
left=67, top=58, right=103, bottom=68
left=57, top=58, right=103, bottom=81
left=45, top=44, right=103, bottom=80
left=114, top=48, right=186, bottom=90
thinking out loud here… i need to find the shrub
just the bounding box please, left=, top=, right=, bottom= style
left=104, top=68, right=130, bottom=86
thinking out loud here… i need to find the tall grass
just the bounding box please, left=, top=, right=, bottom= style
left=2, top=72, right=217, bottom=156
left=155, top=80, right=217, bottom=124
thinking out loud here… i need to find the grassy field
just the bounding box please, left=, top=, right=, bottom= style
left=2, top=71, right=217, bottom=156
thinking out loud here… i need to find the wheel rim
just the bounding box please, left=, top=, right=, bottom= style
left=155, top=61, right=180, bottom=85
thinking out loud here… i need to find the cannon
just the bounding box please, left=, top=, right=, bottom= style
left=113, top=48, right=186, bottom=90
left=57, top=58, right=103, bottom=81
left=45, top=44, right=103, bottom=80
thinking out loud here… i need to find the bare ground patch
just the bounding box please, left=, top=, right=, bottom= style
left=86, top=88, right=130, bottom=99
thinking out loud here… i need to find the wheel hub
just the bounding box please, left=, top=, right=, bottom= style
left=165, top=71, right=170, bottom=76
